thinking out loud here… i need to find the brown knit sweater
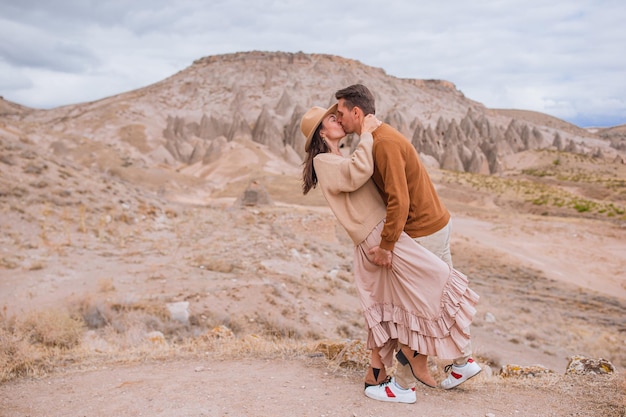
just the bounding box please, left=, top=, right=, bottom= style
left=371, top=123, right=450, bottom=250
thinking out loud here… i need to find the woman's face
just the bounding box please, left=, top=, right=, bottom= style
left=320, top=113, right=346, bottom=141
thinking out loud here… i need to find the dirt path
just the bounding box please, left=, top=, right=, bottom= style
left=1, top=356, right=620, bottom=417
left=452, top=214, right=626, bottom=299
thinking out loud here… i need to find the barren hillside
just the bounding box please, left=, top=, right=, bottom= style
left=1, top=51, right=625, bottom=416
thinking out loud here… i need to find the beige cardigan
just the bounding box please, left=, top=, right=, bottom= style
left=313, top=133, right=387, bottom=245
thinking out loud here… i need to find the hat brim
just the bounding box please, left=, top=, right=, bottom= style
left=305, top=103, right=338, bottom=152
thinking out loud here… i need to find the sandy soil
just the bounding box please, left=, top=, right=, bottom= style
left=1, top=356, right=623, bottom=417
left=1, top=194, right=624, bottom=416
left=0, top=131, right=625, bottom=416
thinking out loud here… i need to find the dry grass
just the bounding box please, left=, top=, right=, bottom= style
left=0, top=306, right=81, bottom=382
left=493, top=372, right=626, bottom=417
left=0, top=293, right=317, bottom=383
left=443, top=151, right=626, bottom=219
left=19, top=308, right=85, bottom=349
left=0, top=291, right=624, bottom=416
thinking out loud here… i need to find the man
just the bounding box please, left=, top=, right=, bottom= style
left=335, top=84, right=452, bottom=268
left=334, top=84, right=480, bottom=400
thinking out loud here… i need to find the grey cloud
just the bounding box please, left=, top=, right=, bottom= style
left=0, top=19, right=98, bottom=72
left=0, top=0, right=624, bottom=126
left=0, top=64, right=32, bottom=91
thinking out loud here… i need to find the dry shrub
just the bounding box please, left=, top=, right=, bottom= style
left=19, top=309, right=85, bottom=349
left=205, top=313, right=247, bottom=335
left=254, top=315, right=302, bottom=339
left=208, top=333, right=309, bottom=360
left=110, top=299, right=170, bottom=322
left=0, top=327, right=44, bottom=382
left=499, top=373, right=625, bottom=417
left=71, top=295, right=113, bottom=329
left=313, top=339, right=369, bottom=369
left=0, top=256, right=20, bottom=269
left=97, top=278, right=115, bottom=293
left=73, top=295, right=200, bottom=347
left=72, top=294, right=171, bottom=333
left=194, top=255, right=234, bottom=273
left=104, top=302, right=167, bottom=343
left=0, top=309, right=51, bottom=382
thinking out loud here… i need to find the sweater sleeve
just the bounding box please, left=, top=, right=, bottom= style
left=315, top=133, right=375, bottom=194
left=373, top=138, right=410, bottom=251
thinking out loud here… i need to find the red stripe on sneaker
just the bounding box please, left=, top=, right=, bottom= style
left=385, top=386, right=396, bottom=398
left=451, top=371, right=463, bottom=380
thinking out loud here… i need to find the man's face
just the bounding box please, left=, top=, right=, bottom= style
left=336, top=99, right=359, bottom=134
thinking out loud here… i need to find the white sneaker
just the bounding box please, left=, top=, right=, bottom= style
left=364, top=377, right=416, bottom=403
left=440, top=358, right=482, bottom=389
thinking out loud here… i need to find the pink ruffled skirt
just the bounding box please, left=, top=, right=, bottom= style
left=353, top=220, right=479, bottom=368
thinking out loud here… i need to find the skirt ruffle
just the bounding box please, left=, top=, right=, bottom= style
left=353, top=221, right=479, bottom=367
left=365, top=269, right=478, bottom=366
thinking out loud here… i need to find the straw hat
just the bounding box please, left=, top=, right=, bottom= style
left=300, top=103, right=338, bottom=152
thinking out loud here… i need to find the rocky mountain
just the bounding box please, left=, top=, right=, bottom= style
left=1, top=51, right=624, bottom=197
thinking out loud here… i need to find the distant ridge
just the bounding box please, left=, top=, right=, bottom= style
left=3, top=51, right=624, bottom=179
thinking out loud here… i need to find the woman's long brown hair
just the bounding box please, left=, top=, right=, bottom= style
left=301, top=126, right=330, bottom=195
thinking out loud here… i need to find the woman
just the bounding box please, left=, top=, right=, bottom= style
left=301, top=104, right=480, bottom=403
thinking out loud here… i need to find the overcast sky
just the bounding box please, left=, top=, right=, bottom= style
left=1, top=0, right=624, bottom=127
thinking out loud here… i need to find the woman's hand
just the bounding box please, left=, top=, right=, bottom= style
left=369, top=246, right=393, bottom=269
left=362, top=114, right=382, bottom=134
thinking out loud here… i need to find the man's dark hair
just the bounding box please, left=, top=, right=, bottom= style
left=335, top=84, right=376, bottom=115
